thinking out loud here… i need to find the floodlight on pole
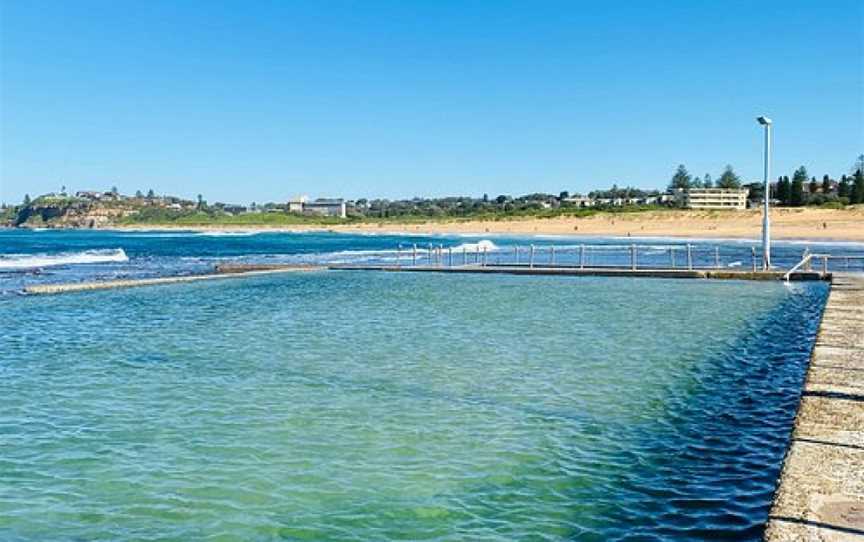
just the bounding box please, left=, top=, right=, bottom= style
left=757, top=116, right=772, bottom=270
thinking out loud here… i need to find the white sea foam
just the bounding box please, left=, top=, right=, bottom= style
left=195, top=231, right=260, bottom=237
left=0, top=248, right=129, bottom=269
left=451, top=240, right=500, bottom=252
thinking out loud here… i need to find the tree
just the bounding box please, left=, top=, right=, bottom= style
left=23, top=194, right=31, bottom=206
left=789, top=168, right=807, bottom=206
left=111, top=186, right=119, bottom=195
left=692, top=175, right=704, bottom=189
left=197, top=194, right=205, bottom=210
left=746, top=182, right=764, bottom=202
left=852, top=168, right=864, bottom=204
left=668, top=164, right=692, bottom=191
left=717, top=165, right=741, bottom=189
left=792, top=166, right=809, bottom=185
left=775, top=176, right=789, bottom=205
left=808, top=177, right=819, bottom=195
left=135, top=190, right=144, bottom=198
left=788, top=166, right=808, bottom=206
left=703, top=173, right=713, bottom=189
left=838, top=175, right=851, bottom=199
left=853, top=154, right=864, bottom=176
left=60, top=185, right=67, bottom=195
left=146, top=189, right=155, bottom=199
left=821, top=175, right=831, bottom=195
left=558, top=191, right=569, bottom=200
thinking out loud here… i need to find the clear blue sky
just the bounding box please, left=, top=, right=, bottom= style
left=1, top=0, right=862, bottom=204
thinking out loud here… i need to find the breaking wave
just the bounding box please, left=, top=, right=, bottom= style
left=451, top=240, right=500, bottom=252
left=0, top=249, right=129, bottom=269
left=195, top=231, right=260, bottom=237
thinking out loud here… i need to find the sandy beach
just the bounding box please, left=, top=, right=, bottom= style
left=114, top=206, right=864, bottom=242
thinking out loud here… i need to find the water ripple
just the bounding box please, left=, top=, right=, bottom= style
left=0, top=273, right=827, bottom=541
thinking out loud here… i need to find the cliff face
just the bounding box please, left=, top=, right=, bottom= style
left=12, top=198, right=138, bottom=228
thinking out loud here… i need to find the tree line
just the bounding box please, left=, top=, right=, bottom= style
left=668, top=164, right=742, bottom=191
left=667, top=155, right=864, bottom=206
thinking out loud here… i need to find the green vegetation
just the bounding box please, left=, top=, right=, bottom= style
left=673, top=155, right=864, bottom=207
left=115, top=200, right=664, bottom=227
left=4, top=154, right=862, bottom=229
left=116, top=208, right=348, bottom=226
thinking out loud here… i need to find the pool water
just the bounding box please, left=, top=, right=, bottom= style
left=0, top=270, right=827, bottom=541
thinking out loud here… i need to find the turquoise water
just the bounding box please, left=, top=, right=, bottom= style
left=3, top=229, right=863, bottom=295
left=1, top=269, right=826, bottom=540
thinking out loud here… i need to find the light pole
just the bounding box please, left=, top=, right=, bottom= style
left=757, top=116, right=772, bottom=270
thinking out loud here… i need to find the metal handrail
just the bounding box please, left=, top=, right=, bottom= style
left=393, top=243, right=863, bottom=279
left=784, top=253, right=864, bottom=281
left=784, top=253, right=815, bottom=281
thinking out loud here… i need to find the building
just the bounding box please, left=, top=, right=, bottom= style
left=305, top=198, right=346, bottom=218
left=658, top=193, right=677, bottom=205
left=562, top=196, right=595, bottom=208
left=287, top=196, right=307, bottom=213
left=287, top=196, right=346, bottom=218
left=683, top=188, right=749, bottom=210
left=75, top=191, right=103, bottom=200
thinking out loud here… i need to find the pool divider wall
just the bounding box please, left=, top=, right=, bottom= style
left=22, top=263, right=828, bottom=296
left=764, top=273, right=864, bottom=540
left=22, top=265, right=326, bottom=295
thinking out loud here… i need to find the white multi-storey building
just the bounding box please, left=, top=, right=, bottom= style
left=683, top=188, right=749, bottom=210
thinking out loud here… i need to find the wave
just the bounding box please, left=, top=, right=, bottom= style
left=0, top=249, right=129, bottom=269
left=196, top=231, right=260, bottom=237
left=116, top=230, right=261, bottom=238
left=451, top=240, right=500, bottom=252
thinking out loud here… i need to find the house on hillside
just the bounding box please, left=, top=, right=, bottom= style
left=287, top=196, right=347, bottom=218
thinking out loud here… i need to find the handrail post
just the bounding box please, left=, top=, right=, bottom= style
left=412, top=244, right=417, bottom=266
left=751, top=247, right=757, bottom=272
left=580, top=245, right=585, bottom=269
left=822, top=255, right=828, bottom=275
left=686, top=244, right=693, bottom=270
left=670, top=247, right=676, bottom=269
left=714, top=247, right=720, bottom=268
left=550, top=246, right=556, bottom=266
left=515, top=245, right=519, bottom=265
left=482, top=247, right=488, bottom=267
left=397, top=244, right=402, bottom=268
left=463, top=247, right=467, bottom=265
left=803, top=248, right=811, bottom=271
left=448, top=247, right=453, bottom=267
left=476, top=245, right=481, bottom=264
left=630, top=243, right=636, bottom=270
left=529, top=244, right=535, bottom=268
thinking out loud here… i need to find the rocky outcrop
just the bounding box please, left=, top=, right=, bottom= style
left=13, top=197, right=138, bottom=229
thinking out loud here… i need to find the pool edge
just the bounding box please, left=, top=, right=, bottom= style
left=764, top=273, right=864, bottom=540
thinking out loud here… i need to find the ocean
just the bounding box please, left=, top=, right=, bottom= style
left=0, top=229, right=842, bottom=540
left=1, top=229, right=862, bottom=295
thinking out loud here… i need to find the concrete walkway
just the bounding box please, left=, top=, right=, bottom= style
left=765, top=273, right=864, bottom=541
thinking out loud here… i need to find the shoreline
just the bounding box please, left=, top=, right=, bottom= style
left=7, top=207, right=864, bottom=243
